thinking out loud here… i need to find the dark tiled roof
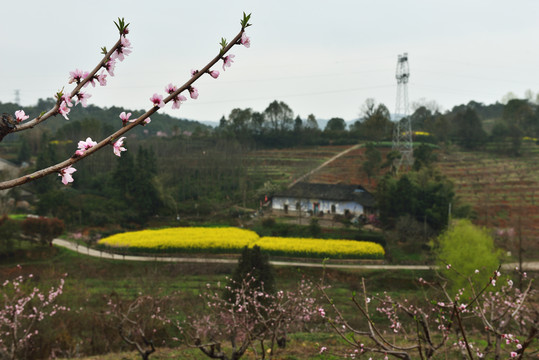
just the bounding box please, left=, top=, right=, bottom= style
left=274, top=182, right=376, bottom=207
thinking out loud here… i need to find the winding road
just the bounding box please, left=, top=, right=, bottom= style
left=52, top=239, right=538, bottom=271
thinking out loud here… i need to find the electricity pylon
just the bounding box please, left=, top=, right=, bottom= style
left=392, top=52, right=413, bottom=172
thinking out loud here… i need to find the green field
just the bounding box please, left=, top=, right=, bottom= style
left=1, top=244, right=437, bottom=359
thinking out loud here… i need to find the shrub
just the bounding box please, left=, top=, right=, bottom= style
left=436, top=219, right=502, bottom=295
left=308, top=218, right=321, bottom=237
left=224, top=245, right=275, bottom=302
left=21, top=216, right=64, bottom=246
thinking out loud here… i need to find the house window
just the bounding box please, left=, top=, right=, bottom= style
left=284, top=204, right=288, bottom=214
left=331, top=204, right=336, bottom=214
left=313, top=202, right=319, bottom=214
left=296, top=202, right=301, bottom=211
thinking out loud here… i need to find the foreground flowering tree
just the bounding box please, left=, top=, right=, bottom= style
left=0, top=268, right=67, bottom=360
left=0, top=13, right=252, bottom=190
left=164, top=275, right=321, bottom=360
left=320, top=268, right=537, bottom=359
left=104, top=293, right=170, bottom=360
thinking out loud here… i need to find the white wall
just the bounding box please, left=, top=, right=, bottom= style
left=272, top=197, right=364, bottom=215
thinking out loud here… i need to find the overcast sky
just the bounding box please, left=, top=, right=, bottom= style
left=2, top=1, right=539, bottom=123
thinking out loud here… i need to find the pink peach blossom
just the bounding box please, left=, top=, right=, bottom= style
left=96, top=71, right=108, bottom=86
left=172, top=94, right=187, bottom=110
left=75, top=92, right=91, bottom=107
left=14, top=110, right=29, bottom=123
left=59, top=166, right=76, bottom=185
left=111, top=36, right=132, bottom=62
left=209, top=70, right=220, bottom=79
left=68, top=69, right=86, bottom=84
left=150, top=93, right=165, bottom=108
left=104, top=59, right=116, bottom=76
left=75, top=137, right=97, bottom=156
left=165, top=83, right=177, bottom=94
left=222, top=54, right=235, bottom=71
left=189, top=87, right=199, bottom=99
left=62, top=94, right=73, bottom=107
left=240, top=32, right=250, bottom=48
left=113, top=137, right=127, bottom=157
left=119, top=111, right=132, bottom=125
left=58, top=102, right=71, bottom=120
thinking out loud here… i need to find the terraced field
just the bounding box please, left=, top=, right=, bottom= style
left=435, top=145, right=539, bottom=258
left=246, top=146, right=350, bottom=187
left=307, top=146, right=392, bottom=191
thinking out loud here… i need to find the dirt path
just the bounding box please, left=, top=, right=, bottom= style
left=52, top=239, right=538, bottom=271
left=288, top=144, right=363, bottom=188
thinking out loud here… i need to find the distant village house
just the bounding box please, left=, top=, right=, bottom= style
left=271, top=182, right=376, bottom=217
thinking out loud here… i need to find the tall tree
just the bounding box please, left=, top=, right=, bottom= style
left=359, top=100, right=393, bottom=141
left=227, top=108, right=253, bottom=136
left=362, top=142, right=382, bottom=183
left=305, top=114, right=319, bottom=130
left=293, top=115, right=303, bottom=133
left=412, top=143, right=437, bottom=171
left=502, top=99, right=539, bottom=155
left=451, top=108, right=486, bottom=150
left=324, top=117, right=346, bottom=132
left=264, top=100, right=294, bottom=132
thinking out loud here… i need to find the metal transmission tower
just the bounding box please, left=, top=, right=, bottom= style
left=392, top=52, right=413, bottom=171
left=14, top=90, right=21, bottom=105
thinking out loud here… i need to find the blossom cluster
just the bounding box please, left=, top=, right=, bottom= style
left=6, top=15, right=251, bottom=192
left=56, top=29, right=250, bottom=186
left=0, top=269, right=68, bottom=359
left=176, top=274, right=318, bottom=359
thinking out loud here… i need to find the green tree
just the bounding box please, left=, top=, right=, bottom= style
left=359, top=100, right=393, bottom=141
left=0, top=215, right=21, bottom=252
left=293, top=115, right=303, bottom=133
left=110, top=146, right=162, bottom=224
left=33, top=134, right=58, bottom=194
left=412, top=143, right=437, bottom=171
left=503, top=99, right=536, bottom=135
left=132, top=147, right=162, bottom=223
left=409, top=105, right=434, bottom=130
left=362, top=143, right=382, bottom=183
left=451, top=108, right=486, bottom=149
left=224, top=245, right=275, bottom=302
left=264, top=100, right=294, bottom=132
left=502, top=99, right=538, bottom=155
left=324, top=117, right=346, bottom=132
left=17, top=139, right=31, bottom=164
left=227, top=107, right=253, bottom=136
left=305, top=114, right=319, bottom=130
left=436, top=220, right=502, bottom=295
left=376, top=169, right=453, bottom=232
left=21, top=216, right=64, bottom=246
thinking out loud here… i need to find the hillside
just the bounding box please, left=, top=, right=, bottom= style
left=435, top=143, right=539, bottom=255
left=248, top=143, right=539, bottom=260
left=0, top=99, right=210, bottom=139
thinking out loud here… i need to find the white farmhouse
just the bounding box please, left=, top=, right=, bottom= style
left=271, top=182, right=376, bottom=217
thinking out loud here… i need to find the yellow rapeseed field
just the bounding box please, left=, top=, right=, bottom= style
left=255, top=237, right=384, bottom=259
left=98, top=227, right=259, bottom=251
left=98, top=227, right=385, bottom=259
